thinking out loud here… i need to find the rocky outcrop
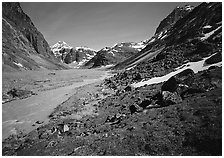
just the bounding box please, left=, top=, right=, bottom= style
left=155, top=5, right=194, bottom=35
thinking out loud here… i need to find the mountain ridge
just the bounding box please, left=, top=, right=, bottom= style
left=2, top=2, right=68, bottom=71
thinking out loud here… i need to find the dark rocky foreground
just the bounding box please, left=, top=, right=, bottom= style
left=2, top=65, right=221, bottom=156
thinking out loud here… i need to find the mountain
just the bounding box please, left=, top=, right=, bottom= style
left=2, top=2, right=68, bottom=72
left=85, top=5, right=195, bottom=69
left=113, top=2, right=221, bottom=70
left=51, top=41, right=96, bottom=68
left=84, top=41, right=147, bottom=68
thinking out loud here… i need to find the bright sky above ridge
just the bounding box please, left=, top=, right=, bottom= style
left=21, top=2, right=201, bottom=50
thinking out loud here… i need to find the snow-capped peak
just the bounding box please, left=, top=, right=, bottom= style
left=51, top=41, right=73, bottom=50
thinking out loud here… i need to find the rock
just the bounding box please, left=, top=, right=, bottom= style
left=175, top=69, right=194, bottom=80
left=161, top=76, right=177, bottom=92
left=35, top=120, right=44, bottom=124
left=190, top=55, right=204, bottom=62
left=46, top=140, right=57, bottom=148
left=124, top=85, right=134, bottom=92
left=48, top=72, right=56, bottom=75
left=63, top=124, right=69, bottom=132
left=162, top=91, right=182, bottom=105
left=133, top=73, right=142, bottom=81
left=138, top=99, right=151, bottom=109
left=204, top=52, right=221, bottom=65
left=7, top=88, right=34, bottom=98
left=129, top=105, right=138, bottom=114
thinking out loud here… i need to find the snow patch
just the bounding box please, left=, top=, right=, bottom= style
left=99, top=64, right=115, bottom=69
left=160, top=34, right=168, bottom=40
left=201, top=26, right=222, bottom=41
left=132, top=43, right=145, bottom=49
left=14, top=62, right=23, bottom=67
left=86, top=53, right=95, bottom=60
left=108, top=51, right=115, bottom=56
left=184, top=5, right=193, bottom=11
left=126, top=65, right=136, bottom=70
left=157, top=32, right=163, bottom=39
left=112, top=49, right=118, bottom=52
left=203, top=25, right=212, bottom=29
left=132, top=53, right=222, bottom=88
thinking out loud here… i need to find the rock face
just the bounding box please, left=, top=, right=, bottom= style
left=50, top=41, right=96, bottom=68
left=161, top=76, right=177, bottom=92
left=155, top=5, right=194, bottom=35
left=2, top=2, right=68, bottom=71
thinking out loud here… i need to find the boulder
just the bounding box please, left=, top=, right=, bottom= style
left=133, top=73, right=142, bottom=81
left=175, top=69, right=194, bottom=80
left=129, top=105, right=138, bottom=114
left=162, top=91, right=182, bottom=105
left=161, top=76, right=177, bottom=92
left=124, top=85, right=134, bottom=92
left=204, top=52, right=221, bottom=65
left=7, top=88, right=36, bottom=98
left=138, top=99, right=151, bottom=109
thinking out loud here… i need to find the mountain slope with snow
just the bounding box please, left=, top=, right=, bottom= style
left=50, top=41, right=96, bottom=68
left=84, top=41, right=147, bottom=68
left=113, top=2, right=221, bottom=70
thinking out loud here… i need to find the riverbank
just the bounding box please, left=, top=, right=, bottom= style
left=2, top=69, right=112, bottom=140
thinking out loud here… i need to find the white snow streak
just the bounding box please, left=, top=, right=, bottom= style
left=132, top=53, right=222, bottom=88
left=201, top=26, right=221, bottom=41
left=126, top=65, right=136, bottom=70
left=14, top=62, right=23, bottom=67
left=203, top=25, right=212, bottom=29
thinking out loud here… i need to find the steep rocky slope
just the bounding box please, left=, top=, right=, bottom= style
left=51, top=41, right=96, bottom=68
left=2, top=2, right=68, bottom=71
left=84, top=41, right=147, bottom=68
left=155, top=5, right=194, bottom=36
left=113, top=2, right=221, bottom=70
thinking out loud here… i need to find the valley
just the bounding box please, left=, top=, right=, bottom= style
left=2, top=2, right=222, bottom=156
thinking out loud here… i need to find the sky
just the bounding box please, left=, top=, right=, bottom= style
left=20, top=2, right=201, bottom=51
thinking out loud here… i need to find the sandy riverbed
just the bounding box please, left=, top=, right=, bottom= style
left=2, top=68, right=112, bottom=139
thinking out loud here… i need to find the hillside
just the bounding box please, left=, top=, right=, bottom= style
left=113, top=2, right=221, bottom=70
left=2, top=2, right=68, bottom=71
